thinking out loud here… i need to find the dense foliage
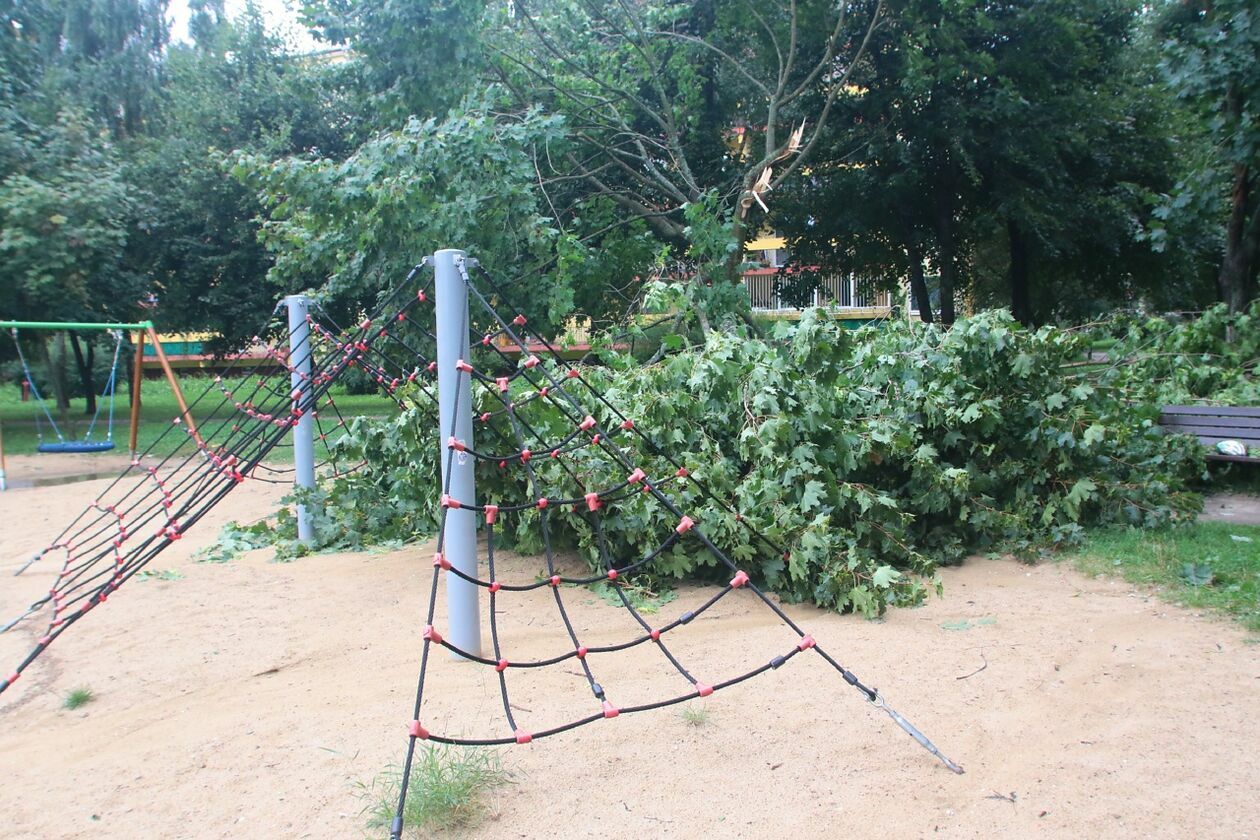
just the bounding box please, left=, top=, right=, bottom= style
left=2, top=1, right=1256, bottom=358
left=291, top=310, right=1204, bottom=616
left=1095, top=301, right=1260, bottom=406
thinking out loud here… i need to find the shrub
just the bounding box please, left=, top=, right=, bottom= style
left=293, top=309, right=1204, bottom=616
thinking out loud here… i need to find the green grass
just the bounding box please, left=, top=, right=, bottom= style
left=358, top=746, right=511, bottom=837
left=0, top=377, right=394, bottom=460
left=680, top=704, right=711, bottom=727
left=62, top=686, right=94, bottom=710
left=1067, top=521, right=1260, bottom=631
left=588, top=579, right=678, bottom=614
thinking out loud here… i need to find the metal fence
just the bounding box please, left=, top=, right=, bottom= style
left=743, top=273, right=892, bottom=312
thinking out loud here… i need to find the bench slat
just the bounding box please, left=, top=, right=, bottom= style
left=1160, top=417, right=1260, bottom=431
left=1161, top=405, right=1260, bottom=418
left=1207, top=453, right=1260, bottom=464
left=1160, top=422, right=1260, bottom=441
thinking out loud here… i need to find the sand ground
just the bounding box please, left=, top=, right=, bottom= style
left=0, top=454, right=1258, bottom=839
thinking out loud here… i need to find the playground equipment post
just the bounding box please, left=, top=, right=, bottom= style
left=434, top=249, right=482, bottom=658
left=284, top=294, right=317, bottom=544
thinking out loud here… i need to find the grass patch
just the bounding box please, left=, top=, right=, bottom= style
left=0, top=378, right=393, bottom=459
left=1068, top=521, right=1260, bottom=631
left=358, top=745, right=510, bottom=837
left=588, top=579, right=678, bottom=614
left=680, top=704, right=710, bottom=727
left=135, top=569, right=183, bottom=582
left=62, top=687, right=94, bottom=710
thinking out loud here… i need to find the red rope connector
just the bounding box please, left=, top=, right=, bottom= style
left=695, top=682, right=714, bottom=697
left=433, top=552, right=451, bottom=570
left=549, top=574, right=561, bottom=587
left=496, top=658, right=509, bottom=672
left=418, top=289, right=427, bottom=302
left=676, top=467, right=690, bottom=478
left=538, top=386, right=549, bottom=398
left=523, top=355, right=540, bottom=369
left=591, top=434, right=601, bottom=446
left=441, top=494, right=460, bottom=509
left=579, top=415, right=596, bottom=431
left=482, top=335, right=491, bottom=346
left=489, top=581, right=502, bottom=593
left=520, top=449, right=532, bottom=463
left=514, top=729, right=533, bottom=744
left=484, top=504, right=498, bottom=525
left=576, top=646, right=588, bottom=659
left=621, top=419, right=634, bottom=430
left=513, top=314, right=527, bottom=326
left=408, top=720, right=430, bottom=739
left=422, top=625, right=443, bottom=644
left=627, top=468, right=646, bottom=484
left=455, top=359, right=473, bottom=373
left=607, top=568, right=619, bottom=581
left=427, top=361, right=437, bottom=373
left=585, top=492, right=601, bottom=511
left=797, top=635, right=816, bottom=651
left=550, top=448, right=560, bottom=459
left=602, top=700, right=620, bottom=719
left=730, top=570, right=750, bottom=589
left=361, top=318, right=372, bottom=330
left=5, top=672, right=18, bottom=685
left=447, top=437, right=466, bottom=452
left=536, top=497, right=548, bottom=509
left=497, top=377, right=509, bottom=392
left=676, top=516, right=695, bottom=534
left=567, top=369, right=579, bottom=379
left=480, top=412, right=491, bottom=423
left=650, top=628, right=661, bottom=641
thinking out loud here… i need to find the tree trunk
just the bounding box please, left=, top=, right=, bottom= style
left=1008, top=218, right=1032, bottom=327
left=1218, top=162, right=1258, bottom=317
left=45, top=333, right=70, bottom=415
left=934, top=194, right=957, bottom=324
left=69, top=331, right=97, bottom=416
left=906, top=241, right=934, bottom=324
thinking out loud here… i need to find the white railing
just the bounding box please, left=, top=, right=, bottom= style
left=743, top=273, right=892, bottom=312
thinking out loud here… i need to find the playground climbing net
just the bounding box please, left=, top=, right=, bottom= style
left=0, top=256, right=962, bottom=840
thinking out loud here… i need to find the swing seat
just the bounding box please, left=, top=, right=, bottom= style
left=37, top=441, right=116, bottom=454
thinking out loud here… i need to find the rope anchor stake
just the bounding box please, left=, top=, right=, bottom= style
left=870, top=691, right=964, bottom=774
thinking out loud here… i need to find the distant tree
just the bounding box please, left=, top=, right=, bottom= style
left=127, top=5, right=363, bottom=350
left=781, top=0, right=1187, bottom=325
left=1157, top=0, right=1260, bottom=315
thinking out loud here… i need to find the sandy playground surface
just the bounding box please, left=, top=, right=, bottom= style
left=0, top=453, right=1258, bottom=839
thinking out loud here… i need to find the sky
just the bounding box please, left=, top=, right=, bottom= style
left=168, top=0, right=321, bottom=52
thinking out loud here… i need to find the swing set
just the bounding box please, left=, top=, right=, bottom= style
left=0, top=320, right=197, bottom=457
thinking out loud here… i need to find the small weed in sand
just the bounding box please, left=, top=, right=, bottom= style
left=589, top=579, right=678, bottom=614
left=359, top=745, right=510, bottom=836
left=680, top=705, right=710, bottom=727
left=135, top=569, right=183, bottom=582
left=62, top=687, right=94, bottom=710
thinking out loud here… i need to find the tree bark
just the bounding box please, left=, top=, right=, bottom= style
left=906, top=241, right=934, bottom=324
left=69, top=331, right=97, bottom=416
left=43, top=333, right=70, bottom=415
left=1218, top=161, right=1258, bottom=317
left=1008, top=218, right=1032, bottom=326
left=933, top=191, right=957, bottom=324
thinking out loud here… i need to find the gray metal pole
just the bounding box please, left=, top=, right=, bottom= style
left=284, top=295, right=317, bottom=544
left=434, top=249, right=482, bottom=658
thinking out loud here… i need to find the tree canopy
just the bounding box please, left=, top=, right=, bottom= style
left=0, top=0, right=1252, bottom=346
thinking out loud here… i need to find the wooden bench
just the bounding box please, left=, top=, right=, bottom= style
left=1159, top=405, right=1260, bottom=464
